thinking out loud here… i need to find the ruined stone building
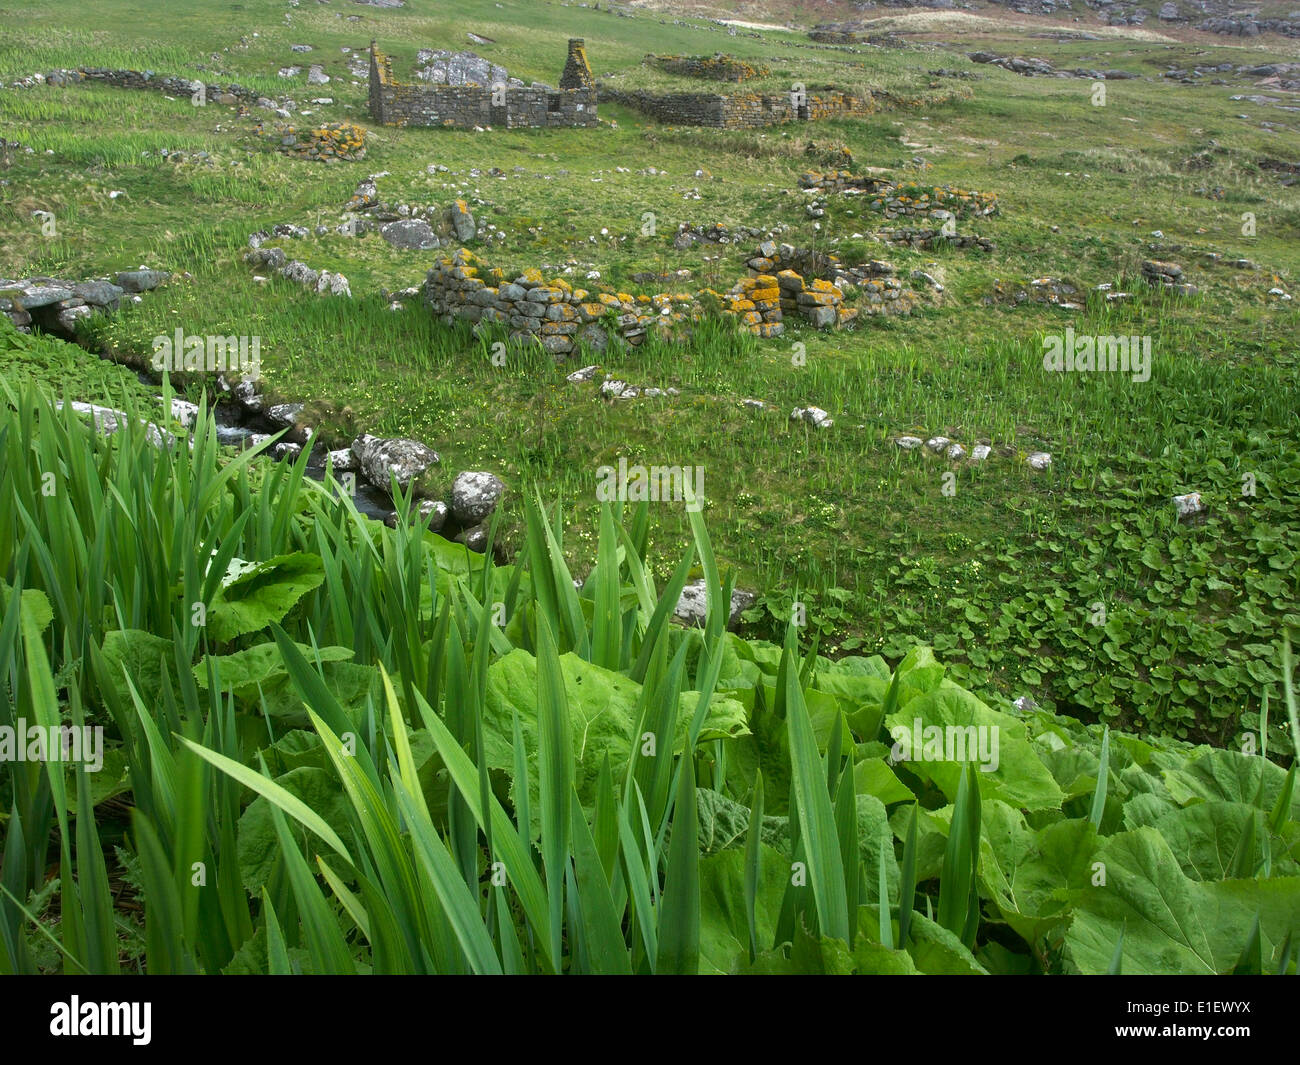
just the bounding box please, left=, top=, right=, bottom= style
left=368, top=39, right=598, bottom=128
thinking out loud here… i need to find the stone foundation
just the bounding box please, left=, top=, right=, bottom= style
left=424, top=239, right=921, bottom=355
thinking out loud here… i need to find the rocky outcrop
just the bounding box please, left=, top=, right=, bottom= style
left=413, top=49, right=511, bottom=87
left=1199, top=16, right=1300, bottom=39
left=968, top=52, right=1140, bottom=81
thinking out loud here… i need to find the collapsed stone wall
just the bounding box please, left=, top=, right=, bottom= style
left=14, top=66, right=277, bottom=110
left=424, top=239, right=922, bottom=355
left=645, top=54, right=769, bottom=82
left=596, top=85, right=875, bottom=128
left=799, top=169, right=999, bottom=220
left=256, top=121, right=367, bottom=162
left=368, top=40, right=598, bottom=129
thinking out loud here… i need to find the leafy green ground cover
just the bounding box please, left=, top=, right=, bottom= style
left=1, top=385, right=1296, bottom=974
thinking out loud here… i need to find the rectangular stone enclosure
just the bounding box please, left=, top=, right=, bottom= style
left=368, top=39, right=598, bottom=129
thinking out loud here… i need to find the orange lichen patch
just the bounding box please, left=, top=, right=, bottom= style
left=801, top=292, right=838, bottom=306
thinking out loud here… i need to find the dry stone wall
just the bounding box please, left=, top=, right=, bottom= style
left=6, top=66, right=286, bottom=112
left=645, top=54, right=769, bottom=82
left=597, top=85, right=875, bottom=128
left=424, top=237, right=923, bottom=355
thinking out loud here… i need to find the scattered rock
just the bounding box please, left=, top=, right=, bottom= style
left=451, top=471, right=506, bottom=525
left=350, top=433, right=440, bottom=496
left=381, top=218, right=441, bottom=250
left=673, top=580, right=756, bottom=629
left=417, top=499, right=449, bottom=531
left=56, top=401, right=173, bottom=448
left=116, top=269, right=170, bottom=293
left=791, top=406, right=833, bottom=429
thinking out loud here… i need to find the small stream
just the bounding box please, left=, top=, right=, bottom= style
left=134, top=370, right=400, bottom=523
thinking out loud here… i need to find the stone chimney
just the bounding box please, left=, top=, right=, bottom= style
left=559, top=38, right=594, bottom=90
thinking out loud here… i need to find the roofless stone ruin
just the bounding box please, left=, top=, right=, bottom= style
left=368, top=38, right=597, bottom=128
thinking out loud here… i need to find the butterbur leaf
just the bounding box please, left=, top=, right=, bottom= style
left=1066, top=827, right=1300, bottom=975
left=206, top=552, right=325, bottom=643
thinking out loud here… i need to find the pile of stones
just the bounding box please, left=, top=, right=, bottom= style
left=894, top=433, right=1051, bottom=472
left=799, top=171, right=999, bottom=220
left=672, top=222, right=767, bottom=249
left=986, top=277, right=1083, bottom=310
left=256, top=121, right=367, bottom=162
left=1141, top=259, right=1197, bottom=296
left=342, top=179, right=477, bottom=247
